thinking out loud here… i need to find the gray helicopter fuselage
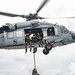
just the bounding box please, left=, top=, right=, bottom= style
left=0, top=20, right=75, bottom=50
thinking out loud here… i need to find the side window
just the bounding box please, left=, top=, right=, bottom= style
left=7, top=32, right=14, bottom=39
left=16, top=30, right=23, bottom=38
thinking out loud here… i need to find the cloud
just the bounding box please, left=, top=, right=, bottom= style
left=61, top=62, right=75, bottom=75
left=0, top=45, right=75, bottom=75
left=69, top=62, right=75, bottom=74
left=0, top=73, right=6, bottom=75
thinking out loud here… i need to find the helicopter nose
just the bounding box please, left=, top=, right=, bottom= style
left=71, top=32, right=75, bottom=40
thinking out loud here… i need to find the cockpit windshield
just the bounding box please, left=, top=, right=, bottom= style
left=60, top=26, right=69, bottom=33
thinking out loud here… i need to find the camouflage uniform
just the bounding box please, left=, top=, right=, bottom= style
left=25, top=34, right=32, bottom=52
left=38, top=34, right=43, bottom=47
left=32, top=68, right=39, bottom=75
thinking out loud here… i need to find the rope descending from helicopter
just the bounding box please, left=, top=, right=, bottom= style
left=32, top=53, right=40, bottom=75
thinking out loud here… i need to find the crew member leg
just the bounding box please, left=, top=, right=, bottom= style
left=38, top=40, right=43, bottom=47
left=25, top=42, right=27, bottom=53
left=29, top=41, right=32, bottom=52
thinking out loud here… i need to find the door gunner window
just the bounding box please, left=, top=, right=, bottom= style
left=47, top=27, right=55, bottom=36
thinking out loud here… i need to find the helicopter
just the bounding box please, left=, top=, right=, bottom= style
left=0, top=0, right=75, bottom=55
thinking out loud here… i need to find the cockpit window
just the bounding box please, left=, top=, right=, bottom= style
left=60, top=26, right=69, bottom=33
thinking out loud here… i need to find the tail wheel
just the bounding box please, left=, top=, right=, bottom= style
left=43, top=49, right=49, bottom=55
left=45, top=43, right=52, bottom=51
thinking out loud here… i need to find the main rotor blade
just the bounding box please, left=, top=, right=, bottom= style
left=0, top=11, right=30, bottom=19
left=36, top=0, right=49, bottom=14
left=0, top=11, right=21, bottom=17
left=49, top=17, right=75, bottom=19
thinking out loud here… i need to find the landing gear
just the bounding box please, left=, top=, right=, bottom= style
left=43, top=43, right=52, bottom=55
left=43, top=49, right=49, bottom=55
left=45, top=43, right=52, bottom=51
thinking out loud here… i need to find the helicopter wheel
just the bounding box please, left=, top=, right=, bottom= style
left=43, top=49, right=49, bottom=55
left=45, top=43, right=52, bottom=51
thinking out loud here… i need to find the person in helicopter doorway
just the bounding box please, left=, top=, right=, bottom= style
left=37, top=33, right=43, bottom=47
left=25, top=33, right=32, bottom=53
left=31, top=34, right=38, bottom=53
left=32, top=34, right=38, bottom=42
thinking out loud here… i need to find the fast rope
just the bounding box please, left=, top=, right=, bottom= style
left=32, top=53, right=40, bottom=75
left=33, top=53, right=36, bottom=69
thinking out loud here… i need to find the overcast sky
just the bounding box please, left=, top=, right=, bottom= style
left=0, top=0, right=75, bottom=75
